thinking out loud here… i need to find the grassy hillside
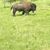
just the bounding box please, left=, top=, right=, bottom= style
left=0, top=0, right=50, bottom=50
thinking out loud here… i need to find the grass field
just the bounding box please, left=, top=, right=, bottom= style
left=0, top=0, right=50, bottom=50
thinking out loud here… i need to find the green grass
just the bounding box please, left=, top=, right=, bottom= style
left=0, top=0, right=50, bottom=50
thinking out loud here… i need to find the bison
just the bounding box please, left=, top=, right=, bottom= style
left=11, top=2, right=36, bottom=16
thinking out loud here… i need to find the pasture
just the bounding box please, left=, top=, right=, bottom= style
left=0, top=0, right=50, bottom=50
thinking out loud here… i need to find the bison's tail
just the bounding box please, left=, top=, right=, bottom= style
left=11, top=6, right=13, bottom=10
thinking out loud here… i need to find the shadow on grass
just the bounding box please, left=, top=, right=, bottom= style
left=12, top=13, right=36, bottom=17
left=12, top=14, right=23, bottom=17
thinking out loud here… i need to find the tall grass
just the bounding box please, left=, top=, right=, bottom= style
left=0, top=0, right=50, bottom=50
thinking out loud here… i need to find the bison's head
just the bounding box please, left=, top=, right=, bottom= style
left=31, top=3, right=36, bottom=12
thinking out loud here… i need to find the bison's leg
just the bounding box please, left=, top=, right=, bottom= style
left=24, top=9, right=29, bottom=15
left=13, top=8, right=16, bottom=16
left=13, top=11, right=15, bottom=16
left=22, top=11, right=25, bottom=15
left=25, top=11, right=29, bottom=15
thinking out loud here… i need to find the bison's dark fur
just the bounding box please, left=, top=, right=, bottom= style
left=11, top=3, right=36, bottom=16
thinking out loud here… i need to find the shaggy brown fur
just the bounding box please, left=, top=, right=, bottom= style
left=11, top=3, right=36, bottom=16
